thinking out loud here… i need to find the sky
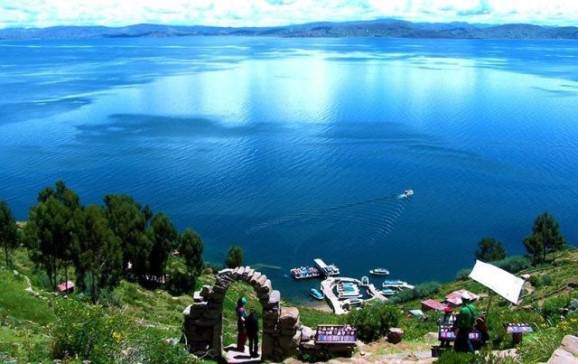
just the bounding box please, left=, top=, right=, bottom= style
left=1, top=0, right=578, bottom=29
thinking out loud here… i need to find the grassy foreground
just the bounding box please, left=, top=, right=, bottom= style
left=2, top=248, right=578, bottom=363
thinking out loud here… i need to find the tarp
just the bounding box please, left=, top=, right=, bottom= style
left=469, top=260, right=524, bottom=304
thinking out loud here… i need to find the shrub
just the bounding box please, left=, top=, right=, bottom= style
left=51, top=299, right=126, bottom=363
left=529, top=275, right=541, bottom=287
left=542, top=295, right=571, bottom=323
left=492, top=256, right=531, bottom=273
left=541, top=274, right=553, bottom=286
left=390, top=281, right=441, bottom=304
left=123, top=328, right=194, bottom=364
left=348, top=302, right=401, bottom=342
left=456, top=268, right=472, bottom=281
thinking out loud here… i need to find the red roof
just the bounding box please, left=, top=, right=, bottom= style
left=57, top=280, right=75, bottom=292
left=421, top=299, right=449, bottom=311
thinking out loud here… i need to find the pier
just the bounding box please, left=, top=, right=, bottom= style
left=320, top=277, right=387, bottom=315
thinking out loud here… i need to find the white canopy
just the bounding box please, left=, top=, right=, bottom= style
left=469, top=260, right=525, bottom=304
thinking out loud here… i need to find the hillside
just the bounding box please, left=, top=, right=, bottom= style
left=1, top=248, right=578, bottom=363
left=1, top=19, right=578, bottom=40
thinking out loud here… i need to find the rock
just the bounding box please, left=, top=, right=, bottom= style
left=546, top=348, right=578, bottom=364
left=279, top=307, right=300, bottom=328
left=562, top=335, right=578, bottom=355
left=258, top=279, right=272, bottom=294
left=264, top=290, right=280, bottom=309
left=387, top=328, right=404, bottom=344
left=300, top=325, right=315, bottom=342
left=200, top=285, right=212, bottom=298
left=243, top=267, right=254, bottom=279
left=256, top=275, right=268, bottom=287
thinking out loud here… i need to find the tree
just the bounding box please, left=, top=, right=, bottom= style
left=72, top=205, right=123, bottom=302
left=147, top=213, right=177, bottom=281
left=25, top=181, right=81, bottom=290
left=179, top=229, right=204, bottom=277
left=225, top=245, right=243, bottom=268
left=0, top=201, right=18, bottom=268
left=475, top=237, right=506, bottom=262
left=104, top=195, right=152, bottom=280
left=167, top=229, right=205, bottom=294
left=524, top=212, right=566, bottom=264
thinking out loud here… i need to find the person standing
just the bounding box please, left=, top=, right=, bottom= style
left=246, top=309, right=259, bottom=358
left=454, top=297, right=478, bottom=353
left=439, top=306, right=454, bottom=348
left=236, top=297, right=248, bottom=351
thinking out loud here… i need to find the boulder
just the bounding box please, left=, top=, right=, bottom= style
left=387, top=328, right=404, bottom=344
left=546, top=348, right=578, bottom=364
left=300, top=325, right=315, bottom=342
left=279, top=307, right=300, bottom=328
left=562, top=335, right=578, bottom=355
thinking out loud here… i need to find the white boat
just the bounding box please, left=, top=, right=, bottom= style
left=382, top=280, right=415, bottom=290
left=369, top=268, right=390, bottom=276
left=399, top=189, right=414, bottom=199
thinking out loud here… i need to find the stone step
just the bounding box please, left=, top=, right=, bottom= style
left=223, top=344, right=262, bottom=364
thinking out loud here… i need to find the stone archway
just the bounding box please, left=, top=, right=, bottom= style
left=183, top=266, right=302, bottom=362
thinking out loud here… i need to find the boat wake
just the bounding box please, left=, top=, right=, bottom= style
left=247, top=190, right=414, bottom=252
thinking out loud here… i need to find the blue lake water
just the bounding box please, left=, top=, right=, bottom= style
left=1, top=37, right=577, bottom=301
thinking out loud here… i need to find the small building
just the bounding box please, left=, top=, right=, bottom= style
left=57, top=280, right=75, bottom=294
left=421, top=298, right=449, bottom=312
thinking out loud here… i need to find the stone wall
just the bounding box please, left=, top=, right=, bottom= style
left=183, top=266, right=301, bottom=362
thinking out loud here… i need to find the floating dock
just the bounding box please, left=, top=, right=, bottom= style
left=314, top=258, right=340, bottom=278
left=320, top=277, right=387, bottom=315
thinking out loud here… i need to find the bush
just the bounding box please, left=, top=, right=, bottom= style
left=51, top=299, right=125, bottom=363
left=348, top=302, right=401, bottom=342
left=493, top=256, right=531, bottom=273
left=51, top=298, right=195, bottom=364
left=389, top=281, right=441, bottom=304
left=542, top=295, right=571, bottom=323
left=456, top=268, right=472, bottom=281
left=529, top=275, right=542, bottom=287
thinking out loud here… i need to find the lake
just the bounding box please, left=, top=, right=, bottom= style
left=1, top=37, right=577, bottom=300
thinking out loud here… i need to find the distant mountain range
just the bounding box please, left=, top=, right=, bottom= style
left=2, top=19, right=578, bottom=40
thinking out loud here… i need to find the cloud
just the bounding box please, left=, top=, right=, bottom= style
left=1, top=0, right=578, bottom=29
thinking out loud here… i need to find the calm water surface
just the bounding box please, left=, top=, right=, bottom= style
left=1, top=37, right=577, bottom=300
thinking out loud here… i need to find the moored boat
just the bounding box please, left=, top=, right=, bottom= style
left=381, top=288, right=396, bottom=296
left=291, top=266, right=321, bottom=280
left=369, top=268, right=390, bottom=276
left=309, top=288, right=324, bottom=300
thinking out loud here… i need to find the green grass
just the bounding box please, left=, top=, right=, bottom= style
left=0, top=270, right=55, bottom=326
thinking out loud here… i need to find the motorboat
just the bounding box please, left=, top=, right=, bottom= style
left=399, top=189, right=414, bottom=199
left=291, top=266, right=321, bottom=280
left=309, top=288, right=324, bottom=300
left=382, top=280, right=415, bottom=290
left=381, top=288, right=397, bottom=296
left=369, top=268, right=390, bottom=276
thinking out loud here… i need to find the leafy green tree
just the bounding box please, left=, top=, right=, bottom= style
left=166, top=229, right=204, bottom=295
left=0, top=201, right=18, bottom=268
left=475, top=237, right=507, bottom=262
left=179, top=229, right=204, bottom=277
left=104, top=195, right=152, bottom=280
left=72, top=205, right=123, bottom=302
left=225, top=245, right=243, bottom=268
left=147, top=213, right=177, bottom=280
left=524, top=212, right=566, bottom=264
left=26, top=181, right=81, bottom=289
